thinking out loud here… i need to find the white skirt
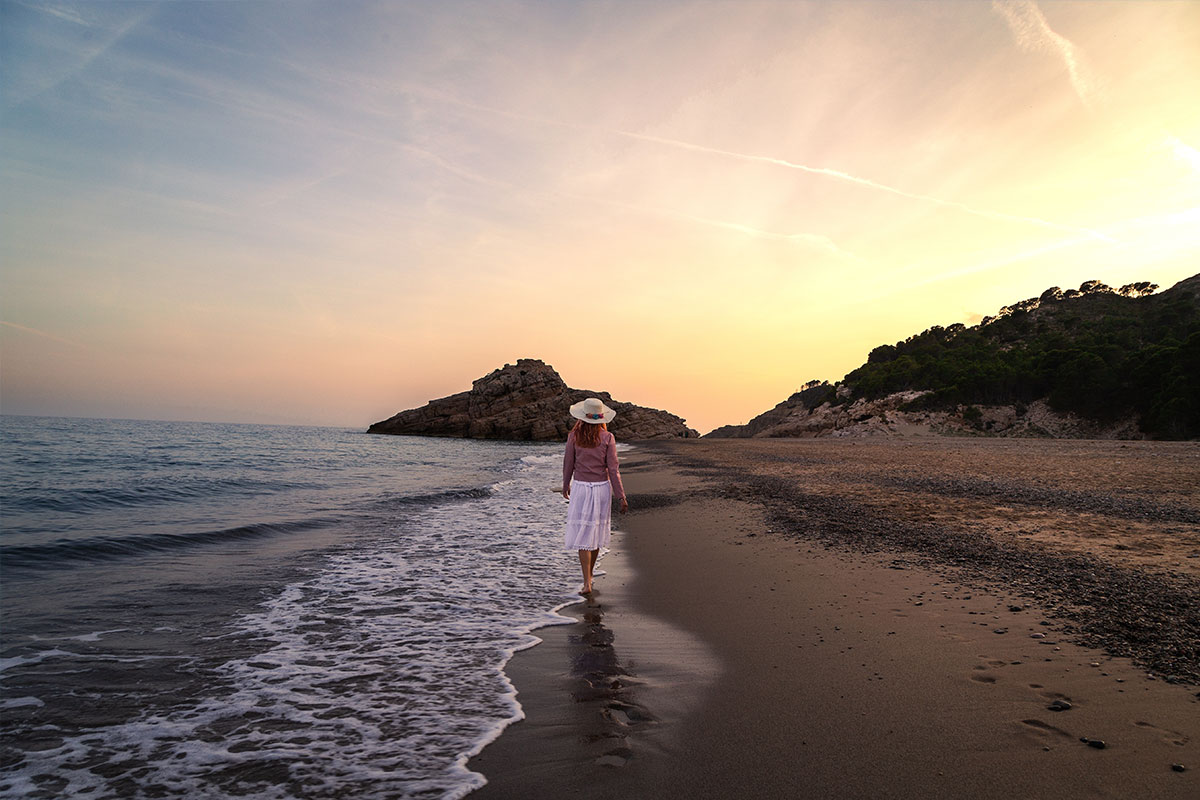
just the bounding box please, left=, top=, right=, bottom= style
left=564, top=479, right=612, bottom=551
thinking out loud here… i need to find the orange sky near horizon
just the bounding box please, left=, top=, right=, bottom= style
left=2, top=1, right=1198, bottom=434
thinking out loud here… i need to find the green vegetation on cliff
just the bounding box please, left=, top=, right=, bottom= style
left=840, top=276, right=1200, bottom=439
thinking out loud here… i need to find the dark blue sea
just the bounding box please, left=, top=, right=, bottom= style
left=0, top=416, right=584, bottom=799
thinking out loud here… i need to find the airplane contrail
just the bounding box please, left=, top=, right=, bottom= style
left=396, top=83, right=1113, bottom=242
left=0, top=320, right=85, bottom=348
left=7, top=5, right=152, bottom=110
left=551, top=188, right=863, bottom=261
left=615, top=130, right=1114, bottom=242
left=675, top=216, right=863, bottom=261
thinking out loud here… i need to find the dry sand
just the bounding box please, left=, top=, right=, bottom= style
left=469, top=439, right=1200, bottom=799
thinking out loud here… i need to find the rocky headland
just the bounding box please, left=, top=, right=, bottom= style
left=706, top=390, right=1144, bottom=440
left=710, top=273, right=1199, bottom=440
left=368, top=359, right=698, bottom=441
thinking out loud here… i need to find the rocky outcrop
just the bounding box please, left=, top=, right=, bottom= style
left=706, top=381, right=836, bottom=438
left=368, top=359, right=698, bottom=441
left=709, top=273, right=1198, bottom=440
left=707, top=391, right=1144, bottom=440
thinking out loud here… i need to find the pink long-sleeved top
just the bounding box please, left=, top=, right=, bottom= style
left=562, top=429, right=626, bottom=500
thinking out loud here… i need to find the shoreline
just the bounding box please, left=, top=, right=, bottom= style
left=467, top=517, right=721, bottom=797
left=469, top=439, right=1200, bottom=798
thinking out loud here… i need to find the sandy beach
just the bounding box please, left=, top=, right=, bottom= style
left=469, top=438, right=1200, bottom=799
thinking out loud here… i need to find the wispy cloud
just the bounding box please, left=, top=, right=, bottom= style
left=906, top=204, right=1200, bottom=293
left=918, top=233, right=1095, bottom=288
left=616, top=130, right=1114, bottom=241
left=992, top=0, right=1103, bottom=109
left=23, top=2, right=90, bottom=27
left=700, top=219, right=861, bottom=259
left=0, top=320, right=86, bottom=349
left=6, top=3, right=155, bottom=109
left=1165, top=135, right=1200, bottom=173
left=669, top=214, right=862, bottom=261
left=548, top=188, right=863, bottom=261
left=387, top=85, right=1116, bottom=242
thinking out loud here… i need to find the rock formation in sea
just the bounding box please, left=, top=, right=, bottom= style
left=368, top=359, right=698, bottom=441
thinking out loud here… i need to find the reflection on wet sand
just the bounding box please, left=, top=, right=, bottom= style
left=566, top=594, right=655, bottom=767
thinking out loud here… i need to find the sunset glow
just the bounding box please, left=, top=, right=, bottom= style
left=2, top=0, right=1198, bottom=433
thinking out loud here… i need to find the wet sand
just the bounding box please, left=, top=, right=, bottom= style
left=469, top=439, right=1200, bottom=799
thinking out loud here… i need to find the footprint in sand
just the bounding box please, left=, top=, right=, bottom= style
left=969, top=657, right=1011, bottom=684
left=1134, top=720, right=1189, bottom=746
left=969, top=665, right=996, bottom=680
left=1021, top=719, right=1074, bottom=740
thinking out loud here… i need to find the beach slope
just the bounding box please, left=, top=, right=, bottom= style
left=471, top=439, right=1199, bottom=799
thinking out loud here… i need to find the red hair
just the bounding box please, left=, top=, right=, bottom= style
left=571, top=420, right=606, bottom=449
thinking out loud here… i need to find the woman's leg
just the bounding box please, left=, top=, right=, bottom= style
left=578, top=549, right=593, bottom=593
left=586, top=548, right=599, bottom=582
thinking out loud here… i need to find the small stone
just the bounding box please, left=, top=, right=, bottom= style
left=994, top=628, right=1008, bottom=634
left=1171, top=764, right=1186, bottom=773
left=1031, top=633, right=1046, bottom=639
left=1047, top=700, right=1072, bottom=712
left=605, top=709, right=632, bottom=725
left=1009, top=605, right=1024, bottom=612
left=1080, top=738, right=1106, bottom=750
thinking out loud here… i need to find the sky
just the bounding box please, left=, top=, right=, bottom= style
left=2, top=0, right=1198, bottom=434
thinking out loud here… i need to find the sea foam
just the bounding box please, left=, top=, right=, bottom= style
left=1, top=424, right=583, bottom=799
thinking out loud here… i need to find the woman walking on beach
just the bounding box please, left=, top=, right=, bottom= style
left=562, top=397, right=628, bottom=594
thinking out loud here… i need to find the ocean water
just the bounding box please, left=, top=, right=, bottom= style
left=0, top=416, right=589, bottom=799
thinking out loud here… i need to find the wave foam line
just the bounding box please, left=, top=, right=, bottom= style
left=0, top=518, right=336, bottom=570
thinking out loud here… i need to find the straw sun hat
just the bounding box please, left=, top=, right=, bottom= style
left=570, top=397, right=616, bottom=424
